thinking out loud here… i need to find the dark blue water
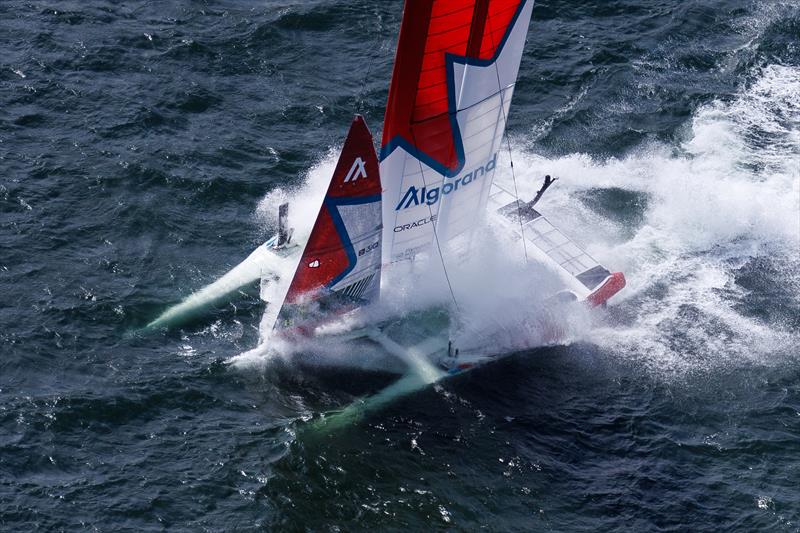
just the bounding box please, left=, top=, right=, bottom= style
left=2, top=1, right=799, bottom=530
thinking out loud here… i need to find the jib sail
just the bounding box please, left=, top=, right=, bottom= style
left=274, top=115, right=383, bottom=335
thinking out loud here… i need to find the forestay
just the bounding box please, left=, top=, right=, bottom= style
left=380, top=0, right=535, bottom=266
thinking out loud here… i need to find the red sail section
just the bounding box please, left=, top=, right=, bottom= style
left=381, top=0, right=525, bottom=173
left=286, top=208, right=350, bottom=303
left=285, top=115, right=381, bottom=303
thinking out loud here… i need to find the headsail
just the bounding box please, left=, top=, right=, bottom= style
left=273, top=115, right=383, bottom=335
left=380, top=0, right=535, bottom=265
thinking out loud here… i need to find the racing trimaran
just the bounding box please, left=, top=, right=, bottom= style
left=148, top=0, right=625, bottom=401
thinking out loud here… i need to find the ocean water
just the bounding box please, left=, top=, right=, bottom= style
left=2, top=0, right=799, bottom=530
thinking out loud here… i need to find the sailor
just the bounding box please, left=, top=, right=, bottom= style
left=531, top=174, right=558, bottom=206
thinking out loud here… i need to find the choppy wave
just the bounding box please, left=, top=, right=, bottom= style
left=3, top=0, right=800, bottom=530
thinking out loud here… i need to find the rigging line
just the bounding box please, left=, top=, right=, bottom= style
left=487, top=11, right=529, bottom=264
left=504, top=116, right=529, bottom=264
left=353, top=11, right=383, bottom=114
left=353, top=55, right=375, bottom=114
left=409, top=128, right=461, bottom=313
left=355, top=51, right=377, bottom=114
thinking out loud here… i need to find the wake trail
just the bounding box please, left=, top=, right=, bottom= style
left=494, top=63, right=800, bottom=378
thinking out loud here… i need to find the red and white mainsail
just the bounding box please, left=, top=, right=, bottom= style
left=380, top=0, right=535, bottom=265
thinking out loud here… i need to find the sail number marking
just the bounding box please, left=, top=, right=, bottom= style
left=358, top=242, right=379, bottom=256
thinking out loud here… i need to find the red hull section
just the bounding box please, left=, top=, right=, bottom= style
left=586, top=272, right=627, bottom=308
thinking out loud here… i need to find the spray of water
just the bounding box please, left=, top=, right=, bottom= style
left=498, top=64, right=800, bottom=378
left=233, top=64, right=798, bottom=386
left=142, top=150, right=340, bottom=333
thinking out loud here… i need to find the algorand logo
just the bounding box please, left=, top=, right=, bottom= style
left=394, top=153, right=497, bottom=211
left=344, top=157, right=368, bottom=183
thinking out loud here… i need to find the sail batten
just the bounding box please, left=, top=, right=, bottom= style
left=380, top=0, right=534, bottom=265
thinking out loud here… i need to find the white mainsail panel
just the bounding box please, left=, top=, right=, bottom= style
left=380, top=0, right=535, bottom=266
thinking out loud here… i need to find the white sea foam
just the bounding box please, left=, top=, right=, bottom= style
left=498, top=63, right=800, bottom=377
left=254, top=149, right=339, bottom=246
